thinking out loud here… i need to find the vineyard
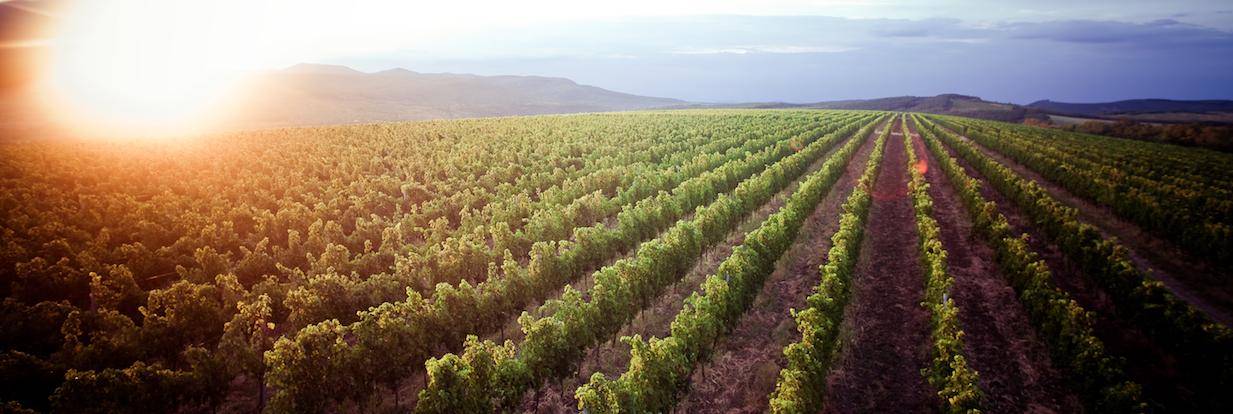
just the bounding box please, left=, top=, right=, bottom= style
left=1, top=110, right=1231, bottom=413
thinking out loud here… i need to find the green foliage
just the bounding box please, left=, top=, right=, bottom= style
left=6, top=109, right=1223, bottom=411
left=1055, top=119, right=1233, bottom=152
left=902, top=115, right=982, bottom=413
left=1, top=112, right=873, bottom=409
left=139, top=279, right=234, bottom=362
left=416, top=336, right=527, bottom=414
left=263, top=319, right=354, bottom=413
left=768, top=116, right=892, bottom=413
left=51, top=362, right=196, bottom=414
left=935, top=115, right=1233, bottom=266
left=417, top=114, right=886, bottom=412
left=915, top=115, right=1146, bottom=412
left=218, top=294, right=276, bottom=411
left=927, top=114, right=1233, bottom=409
left=576, top=112, right=887, bottom=414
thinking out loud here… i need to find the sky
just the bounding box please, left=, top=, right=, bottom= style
left=3, top=0, right=1233, bottom=105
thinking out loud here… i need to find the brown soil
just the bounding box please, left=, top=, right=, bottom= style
left=955, top=129, right=1233, bottom=327
left=931, top=132, right=1208, bottom=411
left=823, top=123, right=938, bottom=413
left=909, top=127, right=1081, bottom=413
left=672, top=122, right=881, bottom=414
left=391, top=132, right=813, bottom=410
left=520, top=122, right=879, bottom=413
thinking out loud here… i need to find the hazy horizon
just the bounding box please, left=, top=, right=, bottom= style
left=3, top=1, right=1233, bottom=106
left=324, top=12, right=1233, bottom=104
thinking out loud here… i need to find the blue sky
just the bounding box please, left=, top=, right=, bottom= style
left=6, top=0, right=1233, bottom=105
left=319, top=1, right=1233, bottom=104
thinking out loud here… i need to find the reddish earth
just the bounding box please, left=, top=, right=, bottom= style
left=520, top=122, right=878, bottom=413
left=930, top=131, right=1218, bottom=411
left=909, top=127, right=1081, bottom=413
left=673, top=122, right=881, bottom=413
left=823, top=123, right=938, bottom=413
left=956, top=128, right=1233, bottom=327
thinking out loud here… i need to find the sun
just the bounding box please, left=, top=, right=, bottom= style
left=36, top=0, right=274, bottom=137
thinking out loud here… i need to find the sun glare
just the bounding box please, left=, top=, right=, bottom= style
left=30, top=0, right=903, bottom=137
left=37, top=1, right=275, bottom=137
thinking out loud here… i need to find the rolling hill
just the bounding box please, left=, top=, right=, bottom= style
left=1027, top=99, right=1233, bottom=124
left=225, top=64, right=686, bottom=128
left=1028, top=99, right=1233, bottom=116
left=5, top=61, right=1230, bottom=134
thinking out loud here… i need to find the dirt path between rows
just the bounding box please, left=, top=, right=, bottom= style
left=910, top=127, right=1081, bottom=413
left=389, top=131, right=818, bottom=411
left=823, top=122, right=938, bottom=413
left=521, top=122, right=879, bottom=413
left=945, top=125, right=1233, bottom=327
left=930, top=133, right=1212, bottom=411
left=672, top=122, right=881, bottom=414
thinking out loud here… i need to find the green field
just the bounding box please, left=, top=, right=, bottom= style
left=2, top=110, right=1231, bottom=413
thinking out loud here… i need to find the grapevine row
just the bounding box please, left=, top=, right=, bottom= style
left=262, top=114, right=881, bottom=411
left=572, top=111, right=880, bottom=413
left=937, top=116, right=1233, bottom=192
left=914, top=115, right=1145, bottom=412
left=930, top=116, right=1232, bottom=265
left=411, top=115, right=889, bottom=413
left=22, top=114, right=834, bottom=413
left=903, top=116, right=981, bottom=413
left=765, top=117, right=890, bottom=413
left=281, top=114, right=850, bottom=331
left=918, top=115, right=1233, bottom=400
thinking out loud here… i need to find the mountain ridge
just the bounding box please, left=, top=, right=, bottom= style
left=5, top=62, right=1232, bottom=134
left=225, top=63, right=686, bottom=128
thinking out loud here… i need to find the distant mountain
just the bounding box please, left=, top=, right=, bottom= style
left=281, top=63, right=367, bottom=76
left=226, top=64, right=686, bottom=128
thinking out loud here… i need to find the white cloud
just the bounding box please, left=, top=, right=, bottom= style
left=672, top=45, right=858, bottom=55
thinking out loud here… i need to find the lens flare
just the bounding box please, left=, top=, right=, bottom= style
left=35, top=1, right=272, bottom=137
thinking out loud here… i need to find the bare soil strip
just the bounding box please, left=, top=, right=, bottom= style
left=520, top=123, right=878, bottom=413
left=823, top=123, right=937, bottom=413
left=671, top=123, right=881, bottom=414
left=393, top=132, right=814, bottom=410
left=909, top=128, right=1081, bottom=413
left=951, top=127, right=1233, bottom=326
left=931, top=134, right=1207, bottom=411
